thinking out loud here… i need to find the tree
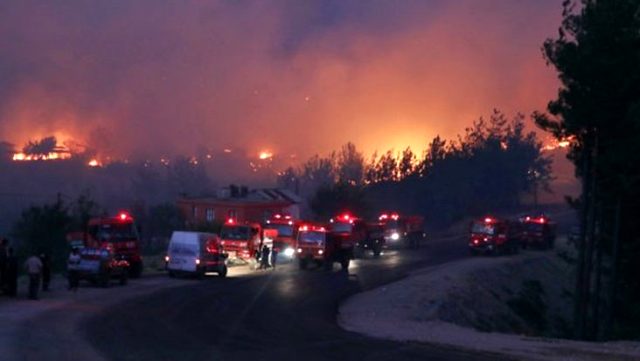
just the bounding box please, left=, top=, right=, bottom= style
left=11, top=196, right=72, bottom=271
left=310, top=182, right=370, bottom=220
left=534, top=0, right=640, bottom=340
left=336, top=142, right=365, bottom=185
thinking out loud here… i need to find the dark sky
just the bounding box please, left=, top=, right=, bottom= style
left=0, top=0, right=562, bottom=160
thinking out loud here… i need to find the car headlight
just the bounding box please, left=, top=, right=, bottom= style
left=391, top=232, right=400, bottom=241
left=283, top=248, right=295, bottom=257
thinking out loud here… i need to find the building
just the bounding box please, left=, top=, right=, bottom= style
left=177, top=187, right=302, bottom=226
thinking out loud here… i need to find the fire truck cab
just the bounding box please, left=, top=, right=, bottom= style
left=520, top=215, right=556, bottom=249
left=263, top=214, right=299, bottom=260
left=219, top=219, right=263, bottom=262
left=84, top=212, right=144, bottom=278
left=378, top=212, right=425, bottom=249
left=469, top=216, right=522, bottom=255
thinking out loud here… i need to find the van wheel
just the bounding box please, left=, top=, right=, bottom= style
left=168, top=271, right=176, bottom=278
left=100, top=274, right=110, bottom=288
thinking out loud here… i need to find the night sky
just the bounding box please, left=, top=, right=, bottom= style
left=0, top=0, right=562, bottom=160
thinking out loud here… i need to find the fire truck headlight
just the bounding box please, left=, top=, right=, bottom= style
left=297, top=248, right=302, bottom=253
left=283, top=248, right=295, bottom=257
left=164, top=255, right=170, bottom=263
left=318, top=249, right=324, bottom=255
left=391, top=232, right=400, bottom=241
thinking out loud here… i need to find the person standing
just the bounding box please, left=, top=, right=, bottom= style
left=67, top=248, right=81, bottom=291
left=0, top=238, right=8, bottom=294
left=24, top=254, right=43, bottom=300
left=270, top=246, right=279, bottom=270
left=5, top=248, right=18, bottom=297
left=259, top=245, right=270, bottom=270
left=40, top=253, right=51, bottom=291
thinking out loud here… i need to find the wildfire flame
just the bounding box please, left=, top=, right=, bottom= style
left=12, top=151, right=71, bottom=161
left=258, top=150, right=273, bottom=160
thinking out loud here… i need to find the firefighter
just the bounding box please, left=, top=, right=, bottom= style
left=5, top=248, right=18, bottom=297
left=40, top=253, right=51, bottom=292
left=0, top=238, right=8, bottom=294
left=271, top=247, right=278, bottom=270
left=24, top=253, right=43, bottom=300
left=67, top=248, right=81, bottom=291
left=259, top=245, right=270, bottom=270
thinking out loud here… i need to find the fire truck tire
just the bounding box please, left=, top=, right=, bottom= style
left=100, top=273, right=110, bottom=288
left=373, top=246, right=381, bottom=258
left=469, top=248, right=478, bottom=256
left=340, top=257, right=350, bottom=270
left=130, top=262, right=143, bottom=278
left=119, top=272, right=128, bottom=286
left=218, top=265, right=228, bottom=278
left=299, top=259, right=308, bottom=270
left=323, top=260, right=332, bottom=272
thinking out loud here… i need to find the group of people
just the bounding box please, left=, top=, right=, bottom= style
left=257, top=244, right=279, bottom=270
left=0, top=238, right=52, bottom=300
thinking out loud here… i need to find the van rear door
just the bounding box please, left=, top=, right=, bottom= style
left=168, top=232, right=198, bottom=273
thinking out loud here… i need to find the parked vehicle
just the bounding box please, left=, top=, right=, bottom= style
left=468, top=216, right=523, bottom=255
left=75, top=247, right=129, bottom=287
left=263, top=214, right=300, bottom=260
left=378, top=212, right=425, bottom=249
left=68, top=211, right=144, bottom=278
left=166, top=231, right=228, bottom=278
left=295, top=223, right=328, bottom=270
left=219, top=219, right=262, bottom=262
left=520, top=215, right=557, bottom=249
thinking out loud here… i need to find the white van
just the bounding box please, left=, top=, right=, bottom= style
left=166, top=231, right=228, bottom=278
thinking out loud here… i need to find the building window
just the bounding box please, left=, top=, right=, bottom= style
left=192, top=206, right=198, bottom=218
left=206, top=208, right=215, bottom=222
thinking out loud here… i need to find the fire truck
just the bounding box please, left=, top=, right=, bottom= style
left=519, top=214, right=556, bottom=249
left=378, top=212, right=425, bottom=249
left=295, top=223, right=329, bottom=270
left=263, top=214, right=300, bottom=260
left=68, top=212, right=144, bottom=278
left=219, top=218, right=263, bottom=262
left=468, top=216, right=523, bottom=255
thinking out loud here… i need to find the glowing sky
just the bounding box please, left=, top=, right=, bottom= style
left=0, top=0, right=562, bottom=160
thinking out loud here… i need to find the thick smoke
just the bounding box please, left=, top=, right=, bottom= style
left=0, top=0, right=561, bottom=159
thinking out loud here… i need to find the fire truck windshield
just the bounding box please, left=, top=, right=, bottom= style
left=298, top=231, right=325, bottom=244
left=471, top=222, right=495, bottom=235
left=263, top=224, right=294, bottom=237
left=524, top=222, right=545, bottom=232
left=89, top=223, right=137, bottom=242
left=384, top=220, right=400, bottom=229
left=330, top=222, right=353, bottom=233
left=220, top=226, right=250, bottom=240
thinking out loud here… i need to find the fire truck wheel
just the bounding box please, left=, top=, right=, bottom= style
left=130, top=262, right=143, bottom=278
left=373, top=247, right=381, bottom=258
left=100, top=273, right=110, bottom=288
left=511, top=243, right=520, bottom=254
left=299, top=259, right=308, bottom=270
left=119, top=272, right=128, bottom=286
left=218, top=265, right=227, bottom=278
left=340, top=258, right=350, bottom=270
left=469, top=248, right=478, bottom=256
left=323, top=260, right=332, bottom=272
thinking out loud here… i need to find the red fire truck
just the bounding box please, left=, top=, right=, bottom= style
left=67, top=212, right=144, bottom=278
left=468, top=216, right=523, bottom=255
left=378, top=212, right=425, bottom=249
left=219, top=218, right=263, bottom=262
left=263, top=214, right=300, bottom=260
left=520, top=214, right=556, bottom=249
left=295, top=223, right=328, bottom=270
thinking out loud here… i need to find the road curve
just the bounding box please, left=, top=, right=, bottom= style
left=80, top=237, right=514, bottom=361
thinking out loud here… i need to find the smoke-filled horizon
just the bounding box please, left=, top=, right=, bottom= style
left=0, top=0, right=562, bottom=161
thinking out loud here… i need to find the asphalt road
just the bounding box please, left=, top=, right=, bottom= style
left=79, top=237, right=514, bottom=361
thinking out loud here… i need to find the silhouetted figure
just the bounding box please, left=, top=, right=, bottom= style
left=271, top=247, right=278, bottom=270
left=5, top=248, right=18, bottom=297
left=0, top=238, right=8, bottom=294
left=24, top=254, right=43, bottom=300
left=259, top=245, right=270, bottom=270
left=67, top=248, right=81, bottom=292
left=40, top=253, right=51, bottom=291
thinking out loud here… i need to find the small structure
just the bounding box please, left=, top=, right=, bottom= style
left=177, top=187, right=301, bottom=226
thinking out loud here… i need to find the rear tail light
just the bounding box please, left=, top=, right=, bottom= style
left=195, top=258, right=201, bottom=265
left=164, top=255, right=170, bottom=262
